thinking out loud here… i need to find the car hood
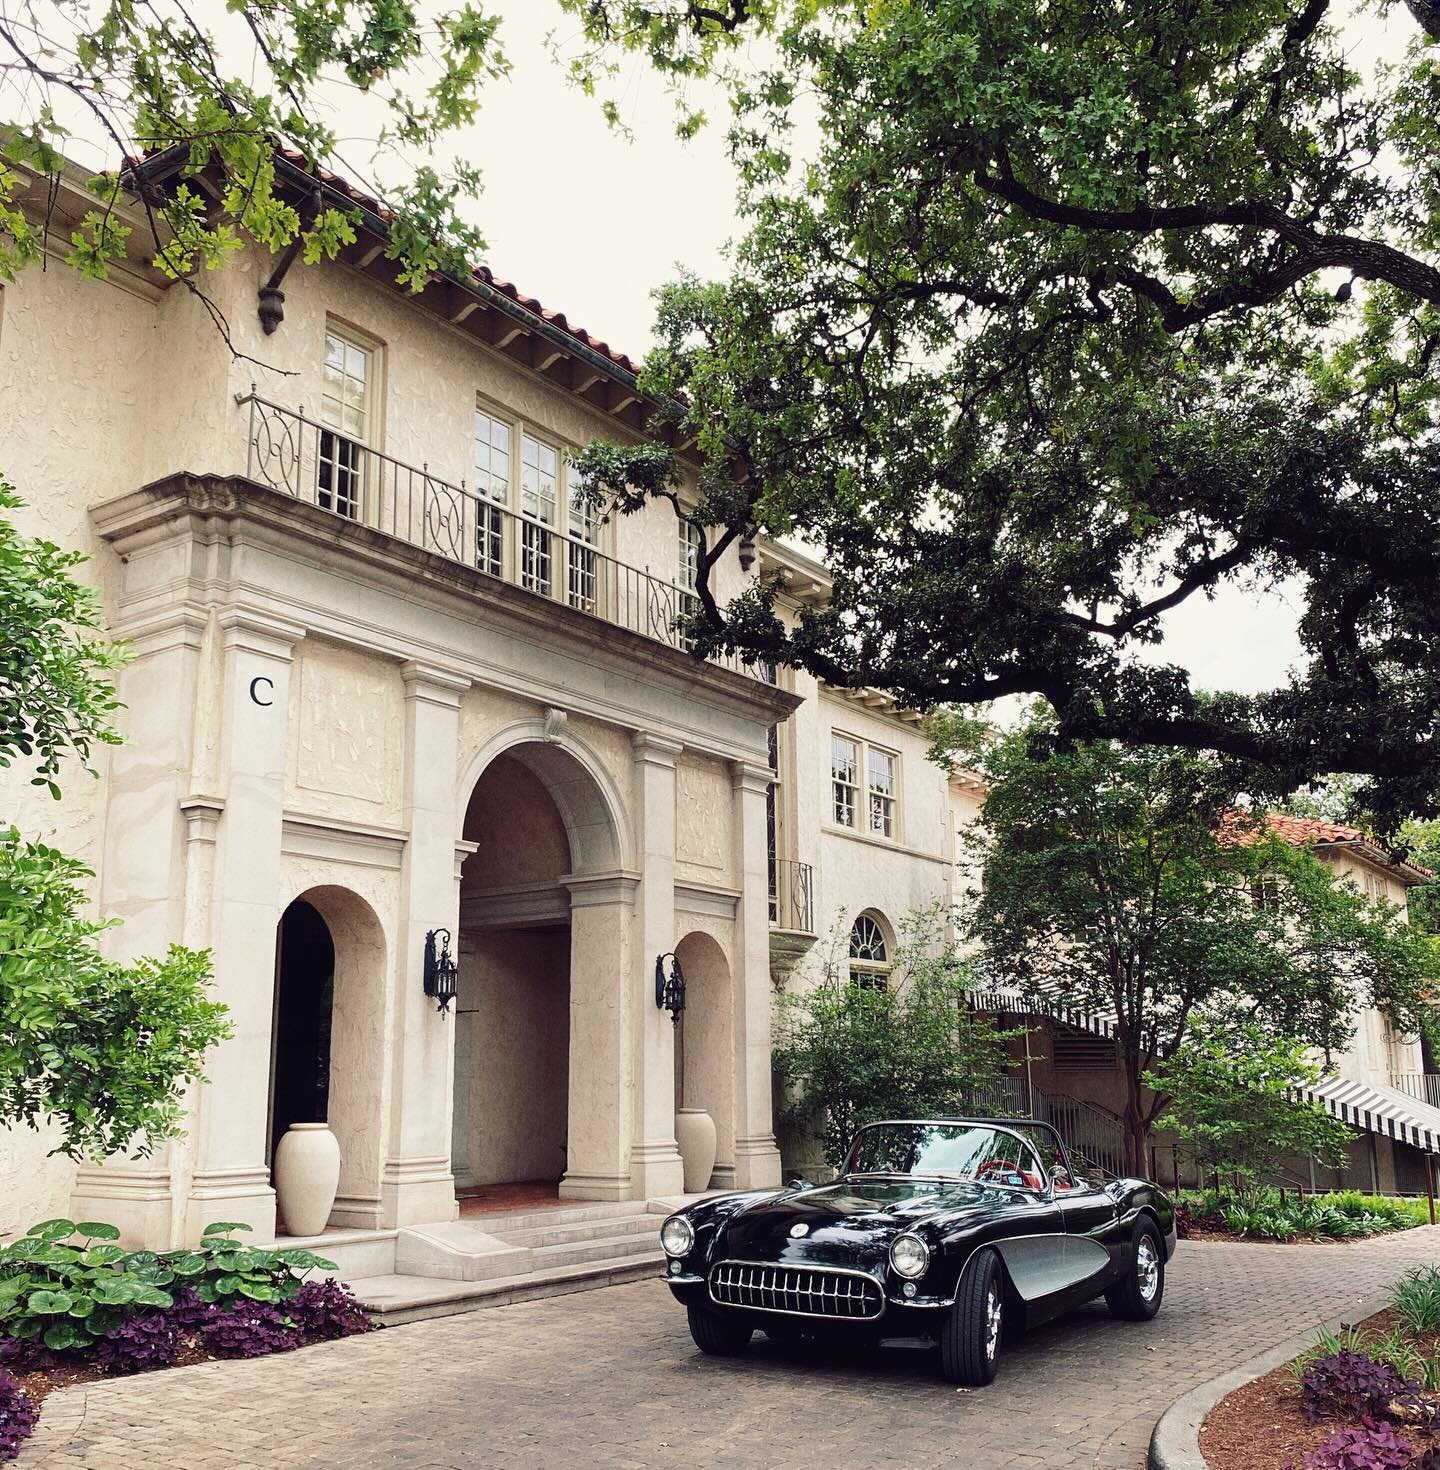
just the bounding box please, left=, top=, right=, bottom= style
left=715, top=1177, right=1000, bottom=1271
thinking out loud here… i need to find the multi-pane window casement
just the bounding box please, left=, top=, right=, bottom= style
left=848, top=913, right=891, bottom=991
left=566, top=465, right=600, bottom=613
left=520, top=433, right=559, bottom=595
left=867, top=745, right=898, bottom=838
left=472, top=408, right=510, bottom=578
left=676, top=518, right=702, bottom=649
left=831, top=734, right=860, bottom=828
left=318, top=329, right=373, bottom=520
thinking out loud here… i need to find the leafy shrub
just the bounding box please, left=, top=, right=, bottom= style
left=92, top=1310, right=185, bottom=1374
left=1390, top=1267, right=1440, bottom=1338
left=0, top=1369, right=37, bottom=1463
left=0, top=1337, right=61, bottom=1375
left=1180, top=1189, right=1426, bottom=1242
left=287, top=1280, right=371, bottom=1342
left=1297, top=1421, right=1414, bottom=1469
left=1301, top=1352, right=1415, bottom=1425
left=0, top=1218, right=336, bottom=1355
left=195, top=1301, right=300, bottom=1360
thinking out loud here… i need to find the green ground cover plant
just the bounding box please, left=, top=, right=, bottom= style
left=1181, top=1189, right=1428, bottom=1243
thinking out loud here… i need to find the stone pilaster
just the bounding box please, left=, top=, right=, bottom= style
left=730, top=759, right=783, bottom=1189
left=627, top=731, right=686, bottom=1198
left=378, top=660, right=471, bottom=1228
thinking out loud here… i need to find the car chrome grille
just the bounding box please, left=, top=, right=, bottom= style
left=708, top=1261, right=883, bottom=1320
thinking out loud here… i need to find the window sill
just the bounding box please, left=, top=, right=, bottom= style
left=820, top=823, right=946, bottom=864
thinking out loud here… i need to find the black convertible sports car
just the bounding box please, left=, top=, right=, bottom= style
left=659, top=1116, right=1176, bottom=1384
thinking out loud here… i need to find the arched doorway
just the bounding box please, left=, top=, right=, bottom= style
left=269, top=886, right=387, bottom=1230
left=674, top=931, right=734, bottom=1187
left=269, top=899, right=334, bottom=1164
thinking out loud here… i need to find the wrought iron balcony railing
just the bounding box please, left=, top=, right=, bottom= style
left=1392, top=1073, right=1440, bottom=1109
left=769, top=857, right=814, bottom=934
left=239, top=393, right=764, bottom=678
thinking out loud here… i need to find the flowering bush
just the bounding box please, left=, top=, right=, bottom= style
left=1298, top=1421, right=1414, bottom=1469
left=287, top=1280, right=372, bottom=1342
left=1301, top=1353, right=1415, bottom=1425
left=0, top=1368, right=37, bottom=1463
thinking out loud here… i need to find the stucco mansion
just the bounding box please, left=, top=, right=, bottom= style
left=0, top=158, right=982, bottom=1268
left=1, top=159, right=1435, bottom=1296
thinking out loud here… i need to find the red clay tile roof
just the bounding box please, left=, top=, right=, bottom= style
left=1221, top=811, right=1430, bottom=881
left=286, top=151, right=645, bottom=378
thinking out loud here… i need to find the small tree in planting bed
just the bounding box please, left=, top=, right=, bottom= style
left=1148, top=1015, right=1352, bottom=1207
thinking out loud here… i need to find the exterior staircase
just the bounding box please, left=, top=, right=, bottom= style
left=277, top=1196, right=698, bottom=1327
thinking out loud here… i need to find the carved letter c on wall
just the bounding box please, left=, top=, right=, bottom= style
left=249, top=676, right=274, bottom=707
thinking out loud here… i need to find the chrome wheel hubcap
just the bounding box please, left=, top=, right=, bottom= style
left=1137, top=1239, right=1160, bottom=1301
left=985, top=1284, right=1002, bottom=1360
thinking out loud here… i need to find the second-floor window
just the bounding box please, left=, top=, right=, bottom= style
left=848, top=912, right=891, bottom=990
left=520, top=433, right=559, bottom=594
left=831, top=732, right=900, bottom=840
left=319, top=327, right=373, bottom=520
left=473, top=408, right=509, bottom=577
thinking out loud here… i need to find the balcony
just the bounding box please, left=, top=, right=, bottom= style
left=1391, top=1073, right=1440, bottom=1109
left=240, top=394, right=765, bottom=679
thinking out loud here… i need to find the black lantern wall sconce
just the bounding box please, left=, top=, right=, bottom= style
left=654, top=951, right=686, bottom=1024
left=423, top=928, right=458, bottom=1015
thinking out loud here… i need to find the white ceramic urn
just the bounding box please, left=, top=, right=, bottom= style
left=274, top=1123, right=341, bottom=1237
left=674, top=1108, right=717, bottom=1193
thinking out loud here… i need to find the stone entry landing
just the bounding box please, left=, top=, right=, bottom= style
left=276, top=1195, right=706, bottom=1326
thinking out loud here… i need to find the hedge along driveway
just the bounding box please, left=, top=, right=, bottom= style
left=20, top=1227, right=1440, bottom=1470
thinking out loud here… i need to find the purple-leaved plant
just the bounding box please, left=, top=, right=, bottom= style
left=1299, top=1420, right=1414, bottom=1469
left=286, top=1280, right=372, bottom=1342
left=1301, top=1353, right=1415, bottom=1425
left=196, top=1301, right=301, bottom=1360
left=94, top=1311, right=185, bottom=1374
left=0, top=1369, right=38, bottom=1463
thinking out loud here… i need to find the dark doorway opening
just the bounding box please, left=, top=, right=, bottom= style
left=269, top=899, right=335, bottom=1166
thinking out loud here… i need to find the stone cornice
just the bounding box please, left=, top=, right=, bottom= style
left=93, top=474, right=804, bottom=732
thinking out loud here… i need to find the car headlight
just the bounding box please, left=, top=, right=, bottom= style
left=660, top=1216, right=695, bottom=1258
left=889, top=1234, right=930, bottom=1279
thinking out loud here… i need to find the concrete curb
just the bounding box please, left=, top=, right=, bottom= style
left=1147, top=1293, right=1390, bottom=1470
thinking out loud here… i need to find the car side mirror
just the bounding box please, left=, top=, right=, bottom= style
left=1049, top=1163, right=1073, bottom=1189
left=786, top=1175, right=813, bottom=1191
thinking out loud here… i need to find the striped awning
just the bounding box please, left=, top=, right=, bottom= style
left=973, top=989, right=1440, bottom=1156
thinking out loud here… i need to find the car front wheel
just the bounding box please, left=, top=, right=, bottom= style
left=687, top=1304, right=754, bottom=1356
left=940, top=1246, right=1004, bottom=1385
left=1105, top=1221, right=1165, bottom=1321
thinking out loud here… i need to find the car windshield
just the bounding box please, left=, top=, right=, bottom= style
left=845, top=1122, right=1048, bottom=1189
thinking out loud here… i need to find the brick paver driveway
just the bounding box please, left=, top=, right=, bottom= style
left=20, top=1228, right=1440, bottom=1470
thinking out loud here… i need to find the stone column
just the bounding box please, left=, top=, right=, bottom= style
left=560, top=873, right=639, bottom=1201
left=70, top=607, right=208, bottom=1248
left=183, top=608, right=305, bottom=1242
left=378, top=660, right=470, bottom=1228
left=730, top=759, right=783, bottom=1189
left=627, top=732, right=686, bottom=1198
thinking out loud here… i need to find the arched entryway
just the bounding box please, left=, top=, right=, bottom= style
left=454, top=736, right=627, bottom=1203
left=674, top=930, right=734, bottom=1187
left=268, top=886, right=386, bottom=1230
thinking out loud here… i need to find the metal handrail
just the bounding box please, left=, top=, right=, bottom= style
left=238, top=392, right=765, bottom=679
left=769, top=858, right=815, bottom=934
left=1391, top=1073, right=1440, bottom=1109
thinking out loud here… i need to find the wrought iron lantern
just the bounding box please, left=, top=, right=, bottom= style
left=654, top=951, right=686, bottom=1024
left=423, top=928, right=458, bottom=1015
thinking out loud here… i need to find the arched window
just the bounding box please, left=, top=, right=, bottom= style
left=848, top=912, right=891, bottom=991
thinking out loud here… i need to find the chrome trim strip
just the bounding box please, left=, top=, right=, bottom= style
left=707, top=1259, right=885, bottom=1321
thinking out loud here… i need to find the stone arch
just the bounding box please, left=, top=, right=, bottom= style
left=675, top=930, right=735, bottom=1183
left=270, top=884, right=387, bottom=1230
left=455, top=718, right=631, bottom=875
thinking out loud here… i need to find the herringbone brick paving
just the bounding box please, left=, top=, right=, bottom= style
left=19, top=1228, right=1440, bottom=1469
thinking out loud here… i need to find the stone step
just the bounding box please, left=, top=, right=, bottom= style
left=524, top=1231, right=662, bottom=1270
left=460, top=1198, right=653, bottom=1233
left=271, top=1228, right=399, bottom=1282
left=351, top=1250, right=665, bottom=1327
left=489, top=1212, right=661, bottom=1250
